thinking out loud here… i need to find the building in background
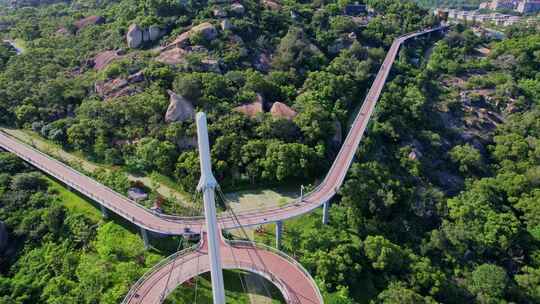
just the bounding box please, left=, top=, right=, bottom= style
left=516, top=0, right=540, bottom=13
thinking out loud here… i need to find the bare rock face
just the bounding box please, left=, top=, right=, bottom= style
left=156, top=47, right=187, bottom=65
left=230, top=3, right=245, bottom=15
left=127, top=24, right=143, bottom=49
left=127, top=24, right=164, bottom=48
left=148, top=25, right=161, bottom=41
left=262, top=0, right=281, bottom=10
left=191, top=22, right=218, bottom=41
left=95, top=71, right=145, bottom=100
left=221, top=19, right=232, bottom=31
left=213, top=7, right=227, bottom=17
left=74, top=15, right=105, bottom=31
left=200, top=58, right=221, bottom=73
left=270, top=102, right=297, bottom=120
left=56, top=27, right=70, bottom=36
left=234, top=101, right=263, bottom=118
left=165, top=90, right=195, bottom=123
left=93, top=50, right=123, bottom=71
left=253, top=53, right=271, bottom=72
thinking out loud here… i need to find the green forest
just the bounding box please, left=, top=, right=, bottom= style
left=1, top=0, right=540, bottom=303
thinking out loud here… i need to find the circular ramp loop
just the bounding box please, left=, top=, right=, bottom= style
left=124, top=235, right=323, bottom=304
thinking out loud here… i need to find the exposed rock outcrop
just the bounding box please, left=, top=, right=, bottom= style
left=253, top=53, right=271, bottom=72
left=156, top=47, right=188, bottom=65
left=127, top=24, right=164, bottom=49
left=234, top=101, right=263, bottom=118
left=262, top=0, right=281, bottom=10
left=270, top=102, right=297, bottom=120
left=56, top=27, right=70, bottom=36
left=148, top=25, right=161, bottom=41
left=230, top=3, right=245, bottom=15
left=191, top=22, right=218, bottom=41
left=162, top=22, right=217, bottom=51
left=95, top=71, right=145, bottom=100
left=165, top=90, right=195, bottom=123
left=74, top=15, right=105, bottom=31
left=127, top=24, right=143, bottom=49
left=221, top=19, right=232, bottom=31
left=92, top=50, right=124, bottom=71
left=213, top=7, right=227, bottom=17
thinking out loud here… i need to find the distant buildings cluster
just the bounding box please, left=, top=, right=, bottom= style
left=479, top=0, right=540, bottom=14
left=436, top=9, right=539, bottom=27
left=445, top=9, right=523, bottom=26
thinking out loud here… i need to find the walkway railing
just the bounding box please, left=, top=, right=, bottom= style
left=121, top=241, right=202, bottom=304
left=228, top=240, right=324, bottom=304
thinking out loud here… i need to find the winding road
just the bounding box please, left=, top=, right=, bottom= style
left=0, top=26, right=446, bottom=304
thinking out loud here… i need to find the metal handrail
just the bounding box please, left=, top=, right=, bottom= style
left=121, top=237, right=322, bottom=304
left=121, top=241, right=202, bottom=304
left=227, top=239, right=324, bottom=304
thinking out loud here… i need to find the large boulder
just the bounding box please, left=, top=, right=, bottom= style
left=191, top=22, right=218, bottom=41
left=234, top=101, right=263, bottom=118
left=165, top=90, right=195, bottom=123
left=156, top=47, right=187, bottom=65
left=148, top=25, right=162, bottom=41
left=213, top=7, right=227, bottom=18
left=221, top=19, right=233, bottom=31
left=233, top=94, right=265, bottom=118
left=93, top=50, right=123, bottom=71
left=95, top=71, right=145, bottom=100
left=127, top=24, right=143, bottom=49
left=270, top=102, right=297, bottom=120
left=253, top=53, right=271, bottom=72
left=230, top=3, right=245, bottom=15
left=165, top=31, right=192, bottom=50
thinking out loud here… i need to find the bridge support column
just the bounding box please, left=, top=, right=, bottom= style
left=275, top=220, right=283, bottom=250
left=140, top=227, right=150, bottom=250
left=100, top=204, right=109, bottom=219
left=196, top=113, right=226, bottom=304
left=322, top=201, right=330, bottom=225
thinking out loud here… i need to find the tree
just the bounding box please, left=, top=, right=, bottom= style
left=262, top=141, right=319, bottom=181
left=0, top=152, right=26, bottom=173
left=374, top=281, right=436, bottom=304
left=363, top=235, right=406, bottom=273
left=515, top=266, right=540, bottom=302
left=449, top=144, right=483, bottom=176
left=175, top=151, right=200, bottom=192
left=273, top=27, right=327, bottom=71
left=10, top=172, right=48, bottom=192
left=468, top=264, right=508, bottom=303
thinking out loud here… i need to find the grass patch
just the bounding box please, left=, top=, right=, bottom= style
left=164, top=270, right=284, bottom=304
left=46, top=177, right=103, bottom=222
left=149, top=171, right=192, bottom=200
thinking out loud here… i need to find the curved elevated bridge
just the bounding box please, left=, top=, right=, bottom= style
left=0, top=26, right=447, bottom=304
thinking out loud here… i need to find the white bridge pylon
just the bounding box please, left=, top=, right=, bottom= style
left=195, top=112, right=226, bottom=304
